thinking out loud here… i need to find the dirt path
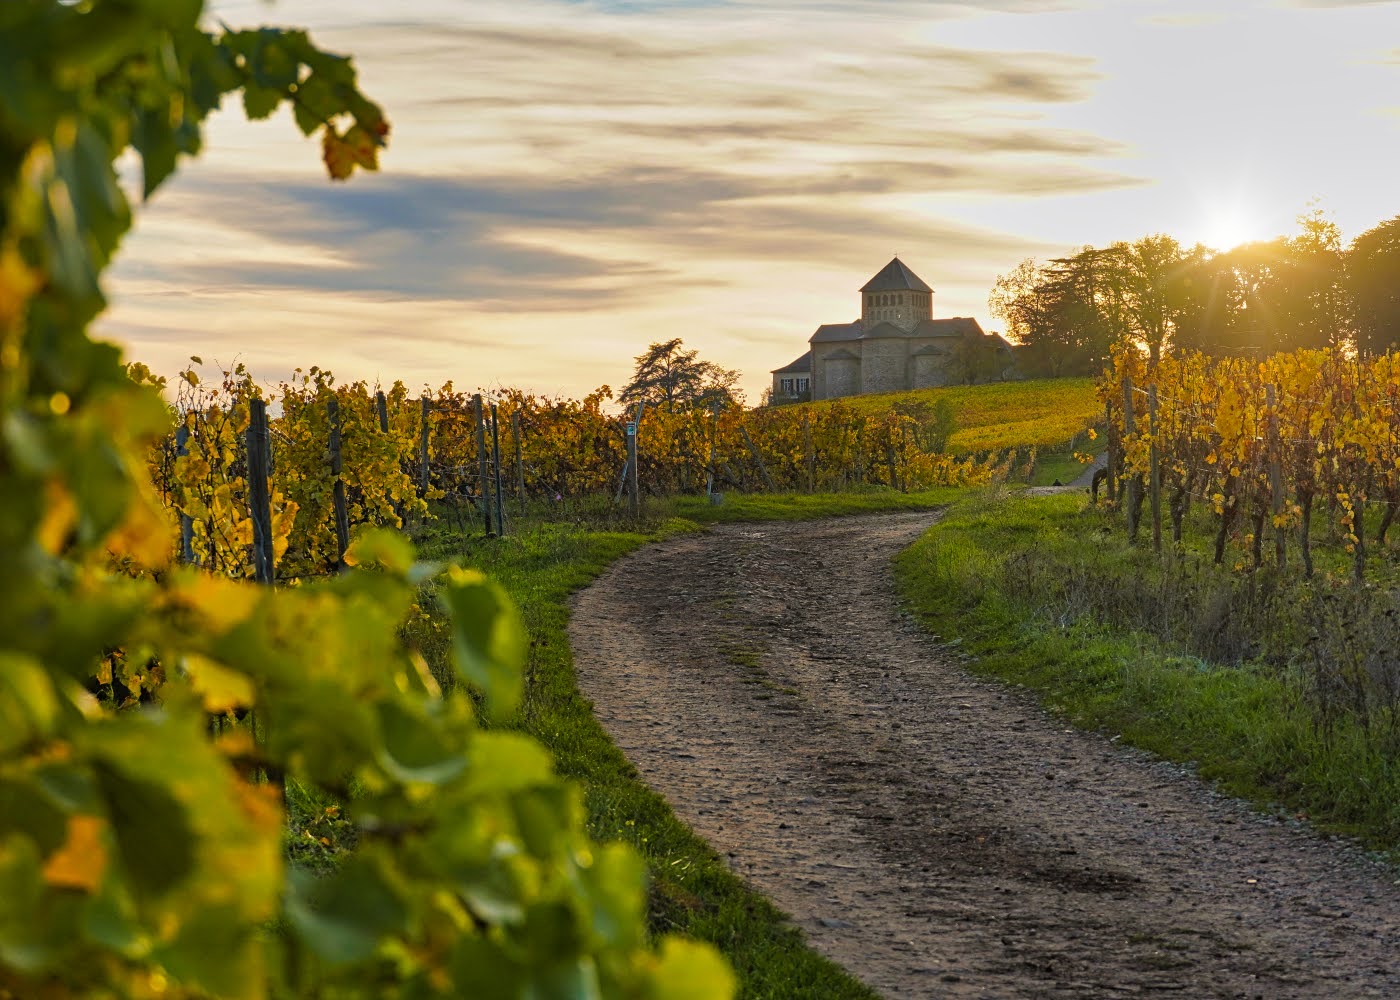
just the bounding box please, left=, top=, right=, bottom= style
left=568, top=509, right=1400, bottom=998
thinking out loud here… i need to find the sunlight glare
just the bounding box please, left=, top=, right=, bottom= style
left=1197, top=204, right=1268, bottom=253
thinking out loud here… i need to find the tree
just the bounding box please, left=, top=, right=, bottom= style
left=0, top=3, right=731, bottom=998
left=620, top=338, right=742, bottom=410
left=1349, top=214, right=1400, bottom=357
left=990, top=251, right=1116, bottom=377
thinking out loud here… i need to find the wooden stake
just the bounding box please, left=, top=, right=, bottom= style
left=474, top=393, right=493, bottom=536
left=803, top=411, right=816, bottom=493
left=175, top=424, right=196, bottom=565
left=511, top=408, right=525, bottom=514
left=740, top=424, right=777, bottom=493
left=1123, top=377, right=1140, bottom=543
left=1267, top=384, right=1285, bottom=569
left=706, top=399, right=720, bottom=499
left=627, top=407, right=640, bottom=519
left=1148, top=384, right=1161, bottom=554
left=245, top=398, right=274, bottom=585
left=328, top=397, right=350, bottom=570
left=417, top=396, right=430, bottom=498
left=491, top=402, right=507, bottom=536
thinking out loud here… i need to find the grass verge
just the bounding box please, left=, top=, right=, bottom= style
left=409, top=488, right=958, bottom=998
left=894, top=489, right=1400, bottom=856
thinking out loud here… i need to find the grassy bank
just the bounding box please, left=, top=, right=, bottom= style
left=895, top=490, right=1400, bottom=855
left=407, top=488, right=959, bottom=998
left=798, top=377, right=1100, bottom=454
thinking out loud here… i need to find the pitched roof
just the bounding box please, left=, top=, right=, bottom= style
left=770, top=350, right=812, bottom=374
left=861, top=321, right=915, bottom=340
left=810, top=321, right=863, bottom=343
left=860, top=258, right=932, bottom=294
left=911, top=317, right=985, bottom=339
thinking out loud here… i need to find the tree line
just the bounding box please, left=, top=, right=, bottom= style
left=990, top=209, right=1400, bottom=376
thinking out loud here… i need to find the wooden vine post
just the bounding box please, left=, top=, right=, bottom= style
left=327, top=396, right=351, bottom=570
left=491, top=402, right=507, bottom=535
left=706, top=398, right=720, bottom=501
left=417, top=395, right=431, bottom=499
left=244, top=396, right=279, bottom=789
left=174, top=424, right=196, bottom=565
left=246, top=397, right=274, bottom=585
left=473, top=393, right=493, bottom=536
left=1148, top=384, right=1162, bottom=554
left=1266, top=384, right=1286, bottom=569
left=1123, top=376, right=1140, bottom=543
left=802, top=410, right=816, bottom=494
left=512, top=408, right=525, bottom=514
left=739, top=424, right=777, bottom=493
left=375, top=389, right=389, bottom=432
left=1104, top=400, right=1118, bottom=504
left=627, top=405, right=640, bottom=519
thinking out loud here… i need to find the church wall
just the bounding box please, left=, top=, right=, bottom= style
left=912, top=353, right=954, bottom=389
left=824, top=356, right=861, bottom=398
left=861, top=339, right=907, bottom=395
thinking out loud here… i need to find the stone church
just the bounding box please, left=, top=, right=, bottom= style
left=771, top=258, right=1015, bottom=402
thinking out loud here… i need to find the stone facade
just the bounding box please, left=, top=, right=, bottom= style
left=771, top=259, right=1016, bottom=401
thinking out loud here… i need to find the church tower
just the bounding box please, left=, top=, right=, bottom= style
left=860, top=257, right=933, bottom=332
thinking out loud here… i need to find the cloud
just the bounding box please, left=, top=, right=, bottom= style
left=116, top=150, right=1136, bottom=313
left=1141, top=12, right=1228, bottom=27
left=1284, top=0, right=1398, bottom=6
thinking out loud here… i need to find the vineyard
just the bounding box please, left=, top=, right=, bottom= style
left=136, top=361, right=1083, bottom=581
left=1100, top=345, right=1400, bottom=581
left=804, top=377, right=1101, bottom=454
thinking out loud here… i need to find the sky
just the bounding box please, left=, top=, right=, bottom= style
left=100, top=0, right=1400, bottom=404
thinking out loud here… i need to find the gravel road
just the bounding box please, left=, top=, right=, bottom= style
left=568, top=507, right=1400, bottom=998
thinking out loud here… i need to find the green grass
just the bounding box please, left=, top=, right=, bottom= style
left=894, top=490, right=1400, bottom=856
left=795, top=377, right=1101, bottom=454
left=1026, top=434, right=1106, bottom=487
left=408, top=490, right=961, bottom=999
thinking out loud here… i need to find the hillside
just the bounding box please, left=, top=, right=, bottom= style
left=793, top=377, right=1101, bottom=454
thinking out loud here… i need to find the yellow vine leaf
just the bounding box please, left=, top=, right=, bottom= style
left=37, top=478, right=79, bottom=554
left=42, top=814, right=108, bottom=893
left=183, top=653, right=256, bottom=714
left=170, top=573, right=260, bottom=631
left=233, top=778, right=284, bottom=835
left=0, top=241, right=38, bottom=333
left=105, top=488, right=174, bottom=569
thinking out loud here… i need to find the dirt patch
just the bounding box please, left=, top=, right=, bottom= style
left=569, top=509, right=1400, bottom=998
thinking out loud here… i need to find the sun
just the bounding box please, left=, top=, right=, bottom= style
left=1200, top=209, right=1264, bottom=253
left=1190, top=195, right=1273, bottom=253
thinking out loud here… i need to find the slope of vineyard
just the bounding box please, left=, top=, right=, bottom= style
left=798, top=377, right=1100, bottom=453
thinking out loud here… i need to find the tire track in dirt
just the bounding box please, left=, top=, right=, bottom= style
left=569, top=509, right=1400, bottom=998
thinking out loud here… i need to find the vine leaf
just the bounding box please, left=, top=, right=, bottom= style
left=440, top=568, right=526, bottom=719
